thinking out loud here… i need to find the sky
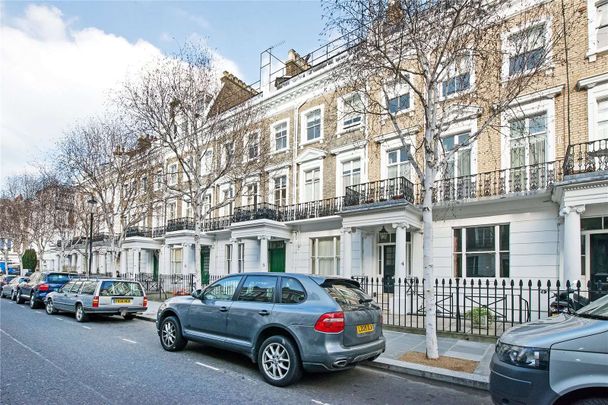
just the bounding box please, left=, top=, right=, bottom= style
left=0, top=0, right=326, bottom=187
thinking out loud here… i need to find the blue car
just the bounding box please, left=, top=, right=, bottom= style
left=15, top=272, right=77, bottom=308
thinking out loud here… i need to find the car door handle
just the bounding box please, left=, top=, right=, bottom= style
left=219, top=306, right=228, bottom=312
left=258, top=310, right=270, bottom=316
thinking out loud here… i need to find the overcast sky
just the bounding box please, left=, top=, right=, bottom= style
left=0, top=0, right=325, bottom=187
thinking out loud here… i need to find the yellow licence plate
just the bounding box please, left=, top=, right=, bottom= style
left=356, top=324, right=375, bottom=335
left=113, top=298, right=132, bottom=304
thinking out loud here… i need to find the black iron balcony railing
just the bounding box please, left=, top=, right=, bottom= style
left=434, top=161, right=561, bottom=203
left=344, top=176, right=415, bottom=207
left=152, top=226, right=166, bottom=238
left=564, top=138, right=608, bottom=175
left=166, top=217, right=195, bottom=232
left=125, top=226, right=152, bottom=238
left=279, top=197, right=344, bottom=221
left=233, top=202, right=280, bottom=223
left=203, top=215, right=232, bottom=231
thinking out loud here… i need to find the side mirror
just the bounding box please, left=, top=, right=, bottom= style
left=191, top=289, right=202, bottom=299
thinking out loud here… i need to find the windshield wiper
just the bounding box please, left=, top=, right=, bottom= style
left=575, top=313, right=608, bottom=320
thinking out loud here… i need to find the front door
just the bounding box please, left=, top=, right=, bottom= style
left=590, top=234, right=608, bottom=299
left=269, top=241, right=285, bottom=273
left=200, top=246, right=210, bottom=285
left=152, top=252, right=159, bottom=281
left=383, top=245, right=396, bottom=293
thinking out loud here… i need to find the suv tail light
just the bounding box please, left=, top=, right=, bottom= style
left=38, top=283, right=49, bottom=292
left=92, top=296, right=99, bottom=308
left=314, top=312, right=345, bottom=333
left=143, top=296, right=148, bottom=308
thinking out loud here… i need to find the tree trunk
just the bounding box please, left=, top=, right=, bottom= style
left=422, top=163, right=439, bottom=359
left=194, top=218, right=202, bottom=289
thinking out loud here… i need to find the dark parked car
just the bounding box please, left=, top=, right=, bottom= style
left=15, top=272, right=77, bottom=308
left=0, top=275, right=16, bottom=288
left=156, top=273, right=385, bottom=386
left=1, top=276, right=29, bottom=299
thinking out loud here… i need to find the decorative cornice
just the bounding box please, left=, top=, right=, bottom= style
left=576, top=72, right=608, bottom=90
left=508, top=85, right=564, bottom=107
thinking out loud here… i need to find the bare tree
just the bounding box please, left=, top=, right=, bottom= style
left=119, top=43, right=268, bottom=287
left=323, top=0, right=581, bottom=358
left=56, top=115, right=156, bottom=275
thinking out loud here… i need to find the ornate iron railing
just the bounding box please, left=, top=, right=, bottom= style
left=125, top=227, right=152, bottom=238
left=564, top=138, right=608, bottom=175
left=279, top=197, right=343, bottom=221
left=344, top=176, right=415, bottom=207
left=166, top=218, right=195, bottom=232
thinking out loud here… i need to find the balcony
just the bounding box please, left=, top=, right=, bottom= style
left=433, top=161, right=561, bottom=203
left=152, top=226, right=166, bottom=238
left=203, top=216, right=232, bottom=231
left=564, top=138, right=608, bottom=175
left=344, top=177, right=415, bottom=208
left=279, top=197, right=344, bottom=221
left=233, top=202, right=280, bottom=223
left=125, top=226, right=151, bottom=238
left=166, top=217, right=195, bottom=232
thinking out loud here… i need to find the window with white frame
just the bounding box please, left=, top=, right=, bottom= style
left=237, top=243, right=245, bottom=273
left=453, top=225, right=510, bottom=278
left=341, top=159, right=361, bottom=194
left=168, top=163, right=178, bottom=186
left=223, top=142, right=234, bottom=166
left=305, top=109, right=322, bottom=141
left=246, top=183, right=259, bottom=206
left=167, top=201, right=177, bottom=220
left=507, top=23, right=547, bottom=77
left=153, top=205, right=163, bottom=228
left=387, top=147, right=411, bottom=179
left=311, top=237, right=340, bottom=275
left=598, top=98, right=608, bottom=139
left=141, top=176, right=148, bottom=194
left=202, top=194, right=212, bottom=219
left=225, top=244, right=232, bottom=274
left=201, top=150, right=213, bottom=175
left=154, top=171, right=162, bottom=190
left=184, top=200, right=192, bottom=218
left=304, top=168, right=321, bottom=202
left=443, top=132, right=472, bottom=178
left=274, top=176, right=287, bottom=206
left=385, top=80, right=411, bottom=114
left=597, top=1, right=608, bottom=49
left=274, top=121, right=288, bottom=151
left=341, top=94, right=364, bottom=130
left=221, top=188, right=234, bottom=216
left=170, top=247, right=183, bottom=275
left=509, top=114, right=547, bottom=169
left=441, top=54, right=472, bottom=98
left=248, top=133, right=259, bottom=160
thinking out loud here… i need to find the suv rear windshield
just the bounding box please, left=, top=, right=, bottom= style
left=47, top=274, right=71, bottom=283
left=99, top=281, right=143, bottom=297
left=321, top=279, right=373, bottom=309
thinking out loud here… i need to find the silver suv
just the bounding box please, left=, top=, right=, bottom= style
left=156, top=273, right=385, bottom=386
left=45, top=279, right=147, bottom=322
left=490, top=293, right=608, bottom=404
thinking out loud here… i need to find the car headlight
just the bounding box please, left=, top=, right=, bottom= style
left=496, top=341, right=549, bottom=370
left=157, top=303, right=167, bottom=316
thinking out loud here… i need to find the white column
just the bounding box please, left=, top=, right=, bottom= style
left=182, top=243, right=193, bottom=274
left=342, top=228, right=353, bottom=278
left=100, top=251, right=107, bottom=274
left=561, top=205, right=585, bottom=283
left=91, top=252, right=98, bottom=275
left=133, top=248, right=141, bottom=275
left=120, top=249, right=128, bottom=276
left=258, top=236, right=269, bottom=272
left=393, top=223, right=408, bottom=282
left=159, top=245, right=168, bottom=275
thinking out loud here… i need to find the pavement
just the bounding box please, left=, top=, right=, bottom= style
left=0, top=297, right=492, bottom=405
left=138, top=300, right=494, bottom=391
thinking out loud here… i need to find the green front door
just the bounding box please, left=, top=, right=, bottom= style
left=152, top=252, right=159, bottom=281
left=201, top=246, right=210, bottom=284
left=269, top=241, right=285, bottom=273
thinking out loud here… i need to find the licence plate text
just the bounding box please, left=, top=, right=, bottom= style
left=113, top=298, right=132, bottom=304
left=356, top=324, right=375, bottom=335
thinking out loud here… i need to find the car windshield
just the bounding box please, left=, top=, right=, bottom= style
left=47, top=274, right=70, bottom=283
left=576, top=294, right=608, bottom=320
left=99, top=281, right=143, bottom=297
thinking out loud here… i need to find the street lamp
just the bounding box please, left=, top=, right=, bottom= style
left=87, top=196, right=98, bottom=278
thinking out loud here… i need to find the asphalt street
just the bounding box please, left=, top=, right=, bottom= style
left=0, top=297, right=492, bottom=405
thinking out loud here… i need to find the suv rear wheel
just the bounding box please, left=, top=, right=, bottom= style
left=15, top=290, right=24, bottom=304
left=257, top=335, right=302, bottom=387
left=159, top=316, right=187, bottom=351
left=29, top=293, right=38, bottom=309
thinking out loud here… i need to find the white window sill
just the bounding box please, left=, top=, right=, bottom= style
left=586, top=46, right=608, bottom=62
left=300, top=138, right=323, bottom=147
left=337, top=125, right=363, bottom=137
left=501, top=64, right=555, bottom=83
left=271, top=148, right=289, bottom=156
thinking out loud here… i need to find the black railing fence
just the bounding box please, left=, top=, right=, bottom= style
left=352, top=277, right=608, bottom=337
left=345, top=176, right=415, bottom=207
left=117, top=273, right=224, bottom=300
left=564, top=138, right=608, bottom=175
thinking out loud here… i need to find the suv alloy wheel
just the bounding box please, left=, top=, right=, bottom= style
left=29, top=293, right=37, bottom=309
left=15, top=290, right=24, bottom=304
left=46, top=299, right=57, bottom=315
left=159, top=316, right=187, bottom=351
left=75, top=304, right=88, bottom=322
left=257, top=335, right=302, bottom=387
